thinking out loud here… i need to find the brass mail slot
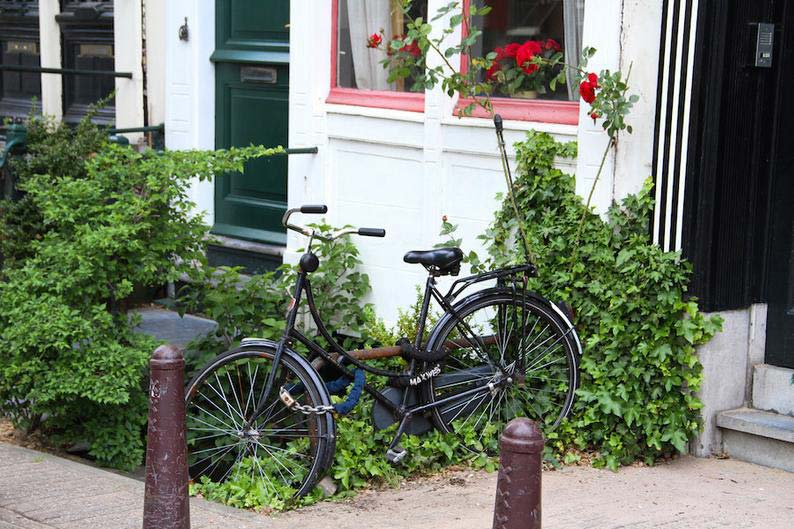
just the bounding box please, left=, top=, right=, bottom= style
left=240, top=66, right=277, bottom=84
left=79, top=44, right=113, bottom=58
left=7, top=41, right=37, bottom=55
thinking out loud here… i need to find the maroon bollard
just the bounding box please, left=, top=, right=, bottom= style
left=143, top=344, right=190, bottom=529
left=492, top=418, right=544, bottom=529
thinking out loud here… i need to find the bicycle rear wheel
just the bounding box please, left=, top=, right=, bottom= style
left=185, top=347, right=335, bottom=498
left=423, top=291, right=579, bottom=450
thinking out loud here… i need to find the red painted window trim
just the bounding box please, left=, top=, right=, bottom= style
left=328, top=0, right=425, bottom=112
left=456, top=97, right=580, bottom=124
left=456, top=0, right=580, bottom=124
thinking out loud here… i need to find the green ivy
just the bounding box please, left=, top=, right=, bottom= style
left=190, top=395, right=498, bottom=512
left=464, top=130, right=722, bottom=469
left=0, top=118, right=282, bottom=470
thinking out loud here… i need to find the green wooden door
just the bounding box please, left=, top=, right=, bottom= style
left=212, top=0, right=290, bottom=245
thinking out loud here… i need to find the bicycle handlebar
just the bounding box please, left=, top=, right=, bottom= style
left=300, top=204, right=328, bottom=214
left=282, top=205, right=386, bottom=241
left=358, top=228, right=386, bottom=238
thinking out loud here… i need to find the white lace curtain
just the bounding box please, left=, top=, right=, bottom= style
left=563, top=0, right=586, bottom=100
left=347, top=0, right=393, bottom=90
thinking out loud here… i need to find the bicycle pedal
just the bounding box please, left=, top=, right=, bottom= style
left=386, top=447, right=407, bottom=464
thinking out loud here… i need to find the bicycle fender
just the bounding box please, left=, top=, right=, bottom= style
left=238, top=338, right=334, bottom=408
left=426, top=287, right=583, bottom=359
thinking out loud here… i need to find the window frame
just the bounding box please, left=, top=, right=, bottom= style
left=327, top=0, right=425, bottom=112
left=456, top=0, right=579, bottom=124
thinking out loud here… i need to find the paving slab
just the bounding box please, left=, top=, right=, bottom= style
left=0, top=443, right=261, bottom=529
left=132, top=307, right=217, bottom=347
left=1, top=441, right=793, bottom=529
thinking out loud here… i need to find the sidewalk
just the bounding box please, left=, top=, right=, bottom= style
left=1, top=441, right=792, bottom=529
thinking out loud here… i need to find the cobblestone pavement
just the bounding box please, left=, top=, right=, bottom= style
left=1, top=441, right=792, bottom=529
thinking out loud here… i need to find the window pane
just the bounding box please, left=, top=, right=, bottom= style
left=336, top=0, right=427, bottom=92
left=0, top=1, right=42, bottom=121
left=473, top=0, right=584, bottom=101
left=58, top=0, right=115, bottom=124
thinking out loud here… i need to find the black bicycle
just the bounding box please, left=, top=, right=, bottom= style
left=184, top=205, right=581, bottom=497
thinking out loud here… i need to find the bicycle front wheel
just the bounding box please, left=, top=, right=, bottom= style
left=185, top=347, right=335, bottom=498
left=423, top=291, right=579, bottom=449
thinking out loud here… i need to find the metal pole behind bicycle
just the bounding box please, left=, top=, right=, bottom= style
left=143, top=344, right=190, bottom=529
left=492, top=418, right=544, bottom=529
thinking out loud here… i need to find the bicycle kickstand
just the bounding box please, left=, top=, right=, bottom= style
left=386, top=413, right=412, bottom=464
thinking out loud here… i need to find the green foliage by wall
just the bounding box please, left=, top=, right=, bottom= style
left=467, top=130, right=723, bottom=469
left=0, top=118, right=281, bottom=470
left=0, top=116, right=108, bottom=267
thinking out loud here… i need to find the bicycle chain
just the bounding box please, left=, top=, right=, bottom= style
left=279, top=386, right=335, bottom=415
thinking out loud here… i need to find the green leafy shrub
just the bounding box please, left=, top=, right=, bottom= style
left=179, top=222, right=377, bottom=373
left=467, top=130, right=722, bottom=469
left=0, top=130, right=281, bottom=469
left=0, top=115, right=107, bottom=267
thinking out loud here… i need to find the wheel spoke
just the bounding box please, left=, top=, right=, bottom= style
left=185, top=352, right=327, bottom=499
left=431, top=295, right=578, bottom=448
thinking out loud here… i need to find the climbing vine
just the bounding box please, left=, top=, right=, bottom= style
left=447, top=130, right=723, bottom=469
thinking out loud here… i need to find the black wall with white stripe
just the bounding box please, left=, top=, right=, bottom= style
left=653, top=0, right=785, bottom=312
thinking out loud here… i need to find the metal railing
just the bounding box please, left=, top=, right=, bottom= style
left=0, top=65, right=132, bottom=78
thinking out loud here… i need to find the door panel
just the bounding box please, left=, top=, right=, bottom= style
left=212, top=0, right=289, bottom=245
left=764, top=0, right=794, bottom=369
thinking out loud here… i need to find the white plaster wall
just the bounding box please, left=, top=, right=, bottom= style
left=164, top=0, right=216, bottom=224
left=576, top=0, right=664, bottom=213
left=38, top=0, right=62, bottom=119
left=614, top=0, right=664, bottom=202
left=38, top=1, right=154, bottom=138
left=159, top=0, right=660, bottom=326
left=143, top=0, right=166, bottom=127
left=288, top=0, right=580, bottom=324
left=114, top=0, right=145, bottom=143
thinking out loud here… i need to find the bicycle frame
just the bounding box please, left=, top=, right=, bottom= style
left=245, top=239, right=536, bottom=430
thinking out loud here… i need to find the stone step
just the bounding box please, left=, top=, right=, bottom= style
left=206, top=235, right=283, bottom=275
left=752, top=364, right=794, bottom=416
left=717, top=407, right=794, bottom=472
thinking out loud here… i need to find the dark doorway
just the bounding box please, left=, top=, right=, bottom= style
left=763, top=0, right=794, bottom=369
left=683, top=0, right=794, bottom=369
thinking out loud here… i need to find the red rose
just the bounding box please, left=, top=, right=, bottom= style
left=515, top=40, right=543, bottom=75
left=503, top=42, right=521, bottom=58
left=590, top=111, right=600, bottom=123
left=579, top=72, right=599, bottom=103
left=400, top=40, right=421, bottom=58
left=367, top=33, right=382, bottom=48
left=544, top=38, right=561, bottom=51
left=580, top=81, right=596, bottom=103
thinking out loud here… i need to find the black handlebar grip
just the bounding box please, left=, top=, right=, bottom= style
left=493, top=114, right=503, bottom=133
left=358, top=228, right=386, bottom=238
left=300, top=204, right=328, bottom=214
